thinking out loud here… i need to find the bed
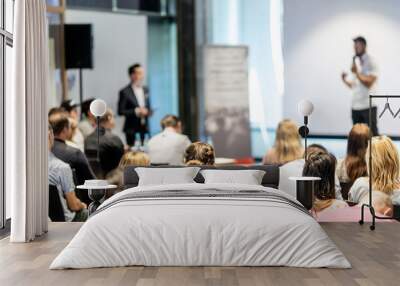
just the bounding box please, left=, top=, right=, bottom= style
left=50, top=165, right=351, bottom=269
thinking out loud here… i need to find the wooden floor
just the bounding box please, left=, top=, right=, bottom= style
left=0, top=222, right=399, bottom=286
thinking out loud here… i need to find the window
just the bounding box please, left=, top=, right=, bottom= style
left=0, top=0, right=14, bottom=230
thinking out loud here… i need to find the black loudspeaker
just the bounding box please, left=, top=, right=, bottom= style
left=64, top=24, right=93, bottom=69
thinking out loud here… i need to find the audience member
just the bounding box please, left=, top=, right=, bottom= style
left=49, top=107, right=82, bottom=151
left=303, top=152, right=348, bottom=213
left=147, top=115, right=191, bottom=165
left=48, top=125, right=88, bottom=222
left=49, top=112, right=95, bottom=204
left=279, top=144, right=343, bottom=200
left=61, top=100, right=85, bottom=151
left=359, top=191, right=393, bottom=217
left=263, top=119, right=303, bottom=165
left=79, top=98, right=96, bottom=138
left=85, top=108, right=125, bottom=176
left=184, top=142, right=215, bottom=166
left=106, top=151, right=150, bottom=187
left=336, top=124, right=370, bottom=184
left=349, top=135, right=400, bottom=207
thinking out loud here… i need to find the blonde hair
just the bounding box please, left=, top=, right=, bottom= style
left=272, top=119, right=303, bottom=164
left=184, top=142, right=215, bottom=166
left=119, top=151, right=150, bottom=168
left=367, top=136, right=400, bottom=195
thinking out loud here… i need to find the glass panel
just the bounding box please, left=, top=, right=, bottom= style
left=46, top=0, right=61, bottom=6
left=5, top=43, right=12, bottom=220
left=5, top=0, right=14, bottom=33
left=67, top=0, right=112, bottom=10
left=47, top=13, right=63, bottom=107
left=117, top=0, right=161, bottom=13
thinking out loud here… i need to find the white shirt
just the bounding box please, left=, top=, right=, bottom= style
left=132, top=84, right=146, bottom=108
left=349, top=177, right=400, bottom=205
left=147, top=128, right=192, bottom=165
left=350, top=53, right=378, bottom=110
left=279, top=159, right=343, bottom=200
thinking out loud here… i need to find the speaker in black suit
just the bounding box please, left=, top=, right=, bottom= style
left=64, top=24, right=93, bottom=69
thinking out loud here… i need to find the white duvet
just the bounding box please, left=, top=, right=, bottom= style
left=50, top=183, right=351, bottom=269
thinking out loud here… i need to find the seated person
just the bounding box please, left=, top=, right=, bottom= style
left=61, top=99, right=85, bottom=151
left=279, top=144, right=343, bottom=200
left=85, top=108, right=125, bottom=176
left=184, top=142, right=215, bottom=166
left=147, top=115, right=191, bottom=165
left=303, top=152, right=348, bottom=214
left=349, top=135, right=400, bottom=207
left=48, top=107, right=82, bottom=151
left=263, top=119, right=303, bottom=165
left=48, top=125, right=88, bottom=222
left=359, top=191, right=393, bottom=217
left=79, top=98, right=96, bottom=138
left=106, top=151, right=150, bottom=188
left=336, top=124, right=369, bottom=184
left=49, top=112, right=95, bottom=204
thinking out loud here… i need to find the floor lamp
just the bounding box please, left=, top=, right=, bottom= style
left=297, top=99, right=314, bottom=160
left=89, top=99, right=107, bottom=161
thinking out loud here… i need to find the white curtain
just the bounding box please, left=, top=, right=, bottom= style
left=7, top=0, right=49, bottom=242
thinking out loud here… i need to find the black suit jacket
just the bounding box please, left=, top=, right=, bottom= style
left=84, top=128, right=125, bottom=176
left=52, top=139, right=96, bottom=185
left=118, top=84, right=150, bottom=133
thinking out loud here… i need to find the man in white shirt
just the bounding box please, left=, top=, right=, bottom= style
left=118, top=63, right=151, bottom=147
left=148, top=115, right=191, bottom=165
left=341, top=36, right=378, bottom=135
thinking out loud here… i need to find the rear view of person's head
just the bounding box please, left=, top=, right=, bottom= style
left=274, top=119, right=303, bottom=164
left=161, top=115, right=182, bottom=133
left=81, top=98, right=95, bottom=120
left=184, top=142, right=215, bottom=166
left=345, top=124, right=370, bottom=182
left=49, top=113, right=71, bottom=141
left=61, top=99, right=79, bottom=121
left=98, top=108, right=115, bottom=130
left=119, top=151, right=150, bottom=168
left=307, top=144, right=327, bottom=156
left=303, top=152, right=337, bottom=211
left=367, top=136, right=400, bottom=195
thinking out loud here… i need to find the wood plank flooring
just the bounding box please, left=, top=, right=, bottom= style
left=0, top=222, right=399, bottom=286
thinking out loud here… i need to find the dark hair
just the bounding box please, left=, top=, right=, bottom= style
left=353, top=36, right=367, bottom=46
left=81, top=98, right=95, bottom=117
left=307, top=143, right=327, bottom=153
left=184, top=142, right=215, bottom=166
left=49, top=114, right=70, bottom=136
left=161, top=115, right=180, bottom=129
left=60, top=99, right=78, bottom=112
left=303, top=152, right=336, bottom=201
left=128, top=63, right=141, bottom=76
left=345, top=124, right=370, bottom=182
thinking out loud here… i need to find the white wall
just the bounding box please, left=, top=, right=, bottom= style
left=65, top=10, right=147, bottom=141
left=284, top=0, right=400, bottom=135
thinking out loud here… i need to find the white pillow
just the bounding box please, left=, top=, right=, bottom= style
left=136, top=167, right=201, bottom=186
left=200, top=169, right=266, bottom=185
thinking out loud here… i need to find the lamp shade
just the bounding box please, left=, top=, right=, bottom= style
left=90, top=99, right=107, bottom=117
left=297, top=99, right=314, bottom=116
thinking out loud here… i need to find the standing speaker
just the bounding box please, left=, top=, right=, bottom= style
left=64, top=24, right=93, bottom=69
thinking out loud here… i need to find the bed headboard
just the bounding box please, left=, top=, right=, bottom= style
left=123, top=165, right=280, bottom=189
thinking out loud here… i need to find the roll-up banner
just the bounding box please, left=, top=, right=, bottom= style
left=204, top=45, right=251, bottom=159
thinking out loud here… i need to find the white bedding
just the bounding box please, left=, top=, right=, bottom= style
left=50, top=183, right=351, bottom=269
